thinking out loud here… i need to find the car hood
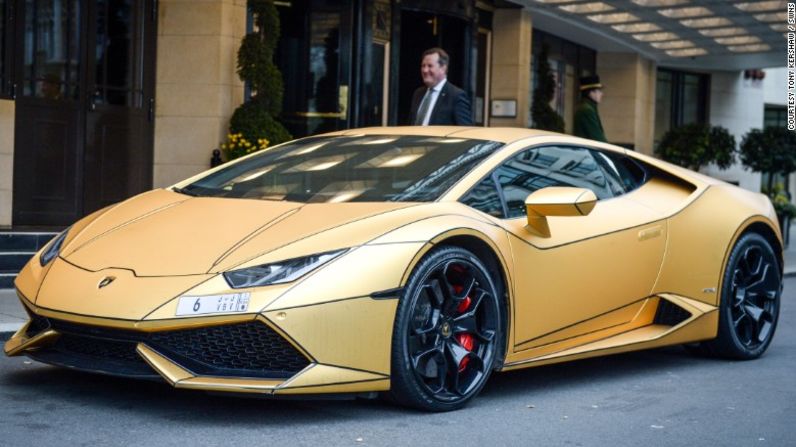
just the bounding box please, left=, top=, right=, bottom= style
left=60, top=189, right=418, bottom=276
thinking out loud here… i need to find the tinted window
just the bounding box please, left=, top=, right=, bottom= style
left=597, top=151, right=647, bottom=192
left=182, top=135, right=502, bottom=203
left=460, top=176, right=504, bottom=218
left=495, top=146, right=617, bottom=218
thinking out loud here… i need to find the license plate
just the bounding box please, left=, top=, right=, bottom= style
left=176, top=293, right=251, bottom=316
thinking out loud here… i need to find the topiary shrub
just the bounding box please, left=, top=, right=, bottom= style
left=654, top=123, right=736, bottom=171
left=740, top=127, right=796, bottom=193
left=531, top=44, right=565, bottom=133
left=225, top=0, right=291, bottom=161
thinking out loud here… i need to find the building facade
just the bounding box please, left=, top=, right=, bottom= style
left=0, top=0, right=789, bottom=228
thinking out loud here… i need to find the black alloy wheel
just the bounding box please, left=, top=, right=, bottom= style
left=698, top=232, right=781, bottom=359
left=389, top=246, right=503, bottom=411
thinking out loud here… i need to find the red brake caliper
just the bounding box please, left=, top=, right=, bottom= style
left=456, top=333, right=474, bottom=372
left=453, top=284, right=474, bottom=372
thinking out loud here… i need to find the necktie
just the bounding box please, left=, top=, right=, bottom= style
left=414, top=88, right=433, bottom=125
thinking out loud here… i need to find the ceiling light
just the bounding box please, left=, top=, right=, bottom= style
left=754, top=12, right=786, bottom=22
left=728, top=43, right=772, bottom=52
left=632, top=0, right=688, bottom=6
left=734, top=1, right=786, bottom=12
left=666, top=48, right=708, bottom=57
left=632, top=32, right=679, bottom=42
left=587, top=12, right=640, bottom=24
left=699, top=27, right=748, bottom=37
left=559, top=2, right=614, bottom=13
left=612, top=22, right=661, bottom=33
left=680, top=17, right=733, bottom=28
left=651, top=40, right=695, bottom=49
left=770, top=23, right=787, bottom=31
left=715, top=35, right=762, bottom=45
left=658, top=7, right=712, bottom=18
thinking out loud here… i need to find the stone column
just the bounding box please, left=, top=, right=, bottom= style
left=153, top=0, right=247, bottom=188
left=596, top=53, right=656, bottom=154
left=489, top=8, right=533, bottom=128
left=0, top=99, right=14, bottom=228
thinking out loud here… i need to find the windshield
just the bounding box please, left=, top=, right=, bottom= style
left=181, top=135, right=503, bottom=203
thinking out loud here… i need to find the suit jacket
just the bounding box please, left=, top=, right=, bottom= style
left=409, top=81, right=473, bottom=126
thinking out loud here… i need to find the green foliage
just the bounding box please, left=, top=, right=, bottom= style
left=531, top=44, right=564, bottom=133
left=740, top=127, right=796, bottom=191
left=230, top=101, right=291, bottom=147
left=764, top=183, right=796, bottom=219
left=226, top=0, right=290, bottom=160
left=654, top=123, right=736, bottom=171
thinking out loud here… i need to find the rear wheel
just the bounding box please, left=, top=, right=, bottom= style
left=389, top=246, right=503, bottom=411
left=698, top=232, right=781, bottom=359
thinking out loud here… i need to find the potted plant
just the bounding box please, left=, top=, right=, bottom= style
left=654, top=123, right=736, bottom=171
left=740, top=127, right=796, bottom=243
left=223, top=0, right=291, bottom=161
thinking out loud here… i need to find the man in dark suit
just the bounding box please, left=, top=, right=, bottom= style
left=409, top=48, right=473, bottom=126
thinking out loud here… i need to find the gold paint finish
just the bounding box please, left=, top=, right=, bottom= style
left=61, top=189, right=189, bottom=257
left=66, top=197, right=301, bottom=276
left=212, top=202, right=415, bottom=272
left=504, top=196, right=666, bottom=345
left=36, top=259, right=212, bottom=320
left=264, top=297, right=398, bottom=374
left=264, top=243, right=423, bottom=311
left=176, top=376, right=283, bottom=393
left=278, top=364, right=387, bottom=390
left=4, top=328, right=59, bottom=356
left=136, top=344, right=193, bottom=385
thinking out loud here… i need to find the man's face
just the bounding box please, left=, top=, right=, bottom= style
left=589, top=88, right=604, bottom=104
left=420, top=53, right=447, bottom=88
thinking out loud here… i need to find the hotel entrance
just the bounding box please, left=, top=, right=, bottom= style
left=11, top=0, right=156, bottom=226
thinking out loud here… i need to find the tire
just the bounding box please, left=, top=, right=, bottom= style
left=697, top=232, right=782, bottom=359
left=389, top=246, right=504, bottom=411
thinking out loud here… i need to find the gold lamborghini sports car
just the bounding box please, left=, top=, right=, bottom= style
left=5, top=127, right=783, bottom=411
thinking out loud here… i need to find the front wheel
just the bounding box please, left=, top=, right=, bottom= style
left=389, top=246, right=503, bottom=411
left=698, top=232, right=782, bottom=359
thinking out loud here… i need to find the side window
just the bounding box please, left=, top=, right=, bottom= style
left=460, top=176, right=505, bottom=218
left=596, top=151, right=648, bottom=192
left=497, top=146, right=618, bottom=218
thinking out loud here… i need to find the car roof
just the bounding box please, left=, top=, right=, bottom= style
left=322, top=126, right=563, bottom=144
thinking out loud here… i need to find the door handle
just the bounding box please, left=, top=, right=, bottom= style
left=638, top=226, right=662, bottom=241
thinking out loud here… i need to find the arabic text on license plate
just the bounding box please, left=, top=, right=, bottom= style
left=176, top=293, right=250, bottom=316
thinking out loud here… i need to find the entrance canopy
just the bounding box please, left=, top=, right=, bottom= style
left=516, top=0, right=788, bottom=70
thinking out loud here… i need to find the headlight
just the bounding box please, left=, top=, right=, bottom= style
left=223, top=249, right=347, bottom=288
left=40, top=227, right=71, bottom=267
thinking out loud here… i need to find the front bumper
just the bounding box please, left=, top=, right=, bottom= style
left=5, top=293, right=396, bottom=396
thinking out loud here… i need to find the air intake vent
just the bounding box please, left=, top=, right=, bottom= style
left=653, top=299, right=692, bottom=326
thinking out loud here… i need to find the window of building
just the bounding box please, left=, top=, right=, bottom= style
left=654, top=69, right=710, bottom=144
left=531, top=30, right=596, bottom=132
left=764, top=105, right=787, bottom=128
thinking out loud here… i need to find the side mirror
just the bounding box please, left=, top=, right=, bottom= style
left=524, top=187, right=597, bottom=237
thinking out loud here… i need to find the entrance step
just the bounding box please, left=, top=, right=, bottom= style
left=0, top=232, right=57, bottom=289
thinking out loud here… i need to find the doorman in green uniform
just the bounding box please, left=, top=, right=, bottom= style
left=573, top=75, right=606, bottom=142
